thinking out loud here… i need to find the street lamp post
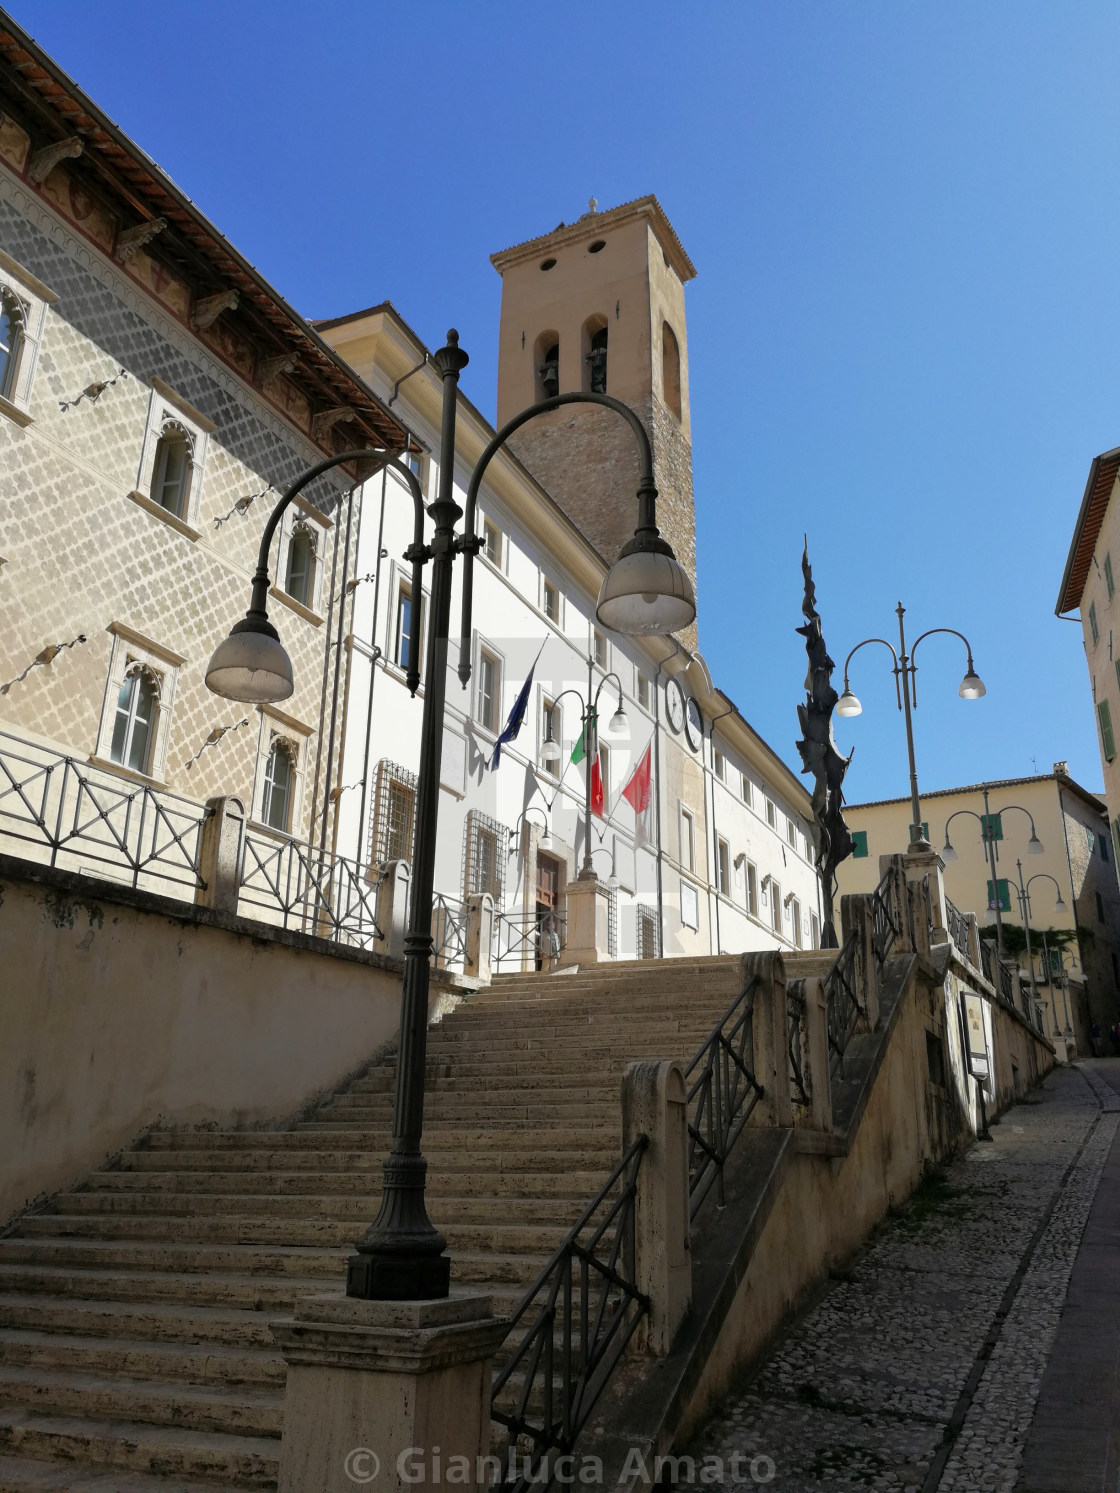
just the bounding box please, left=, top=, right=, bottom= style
left=540, top=654, right=626, bottom=881
left=941, top=792, right=1044, bottom=956
left=836, top=602, right=985, bottom=850
left=203, top=331, right=694, bottom=1300
left=1013, top=860, right=1066, bottom=1020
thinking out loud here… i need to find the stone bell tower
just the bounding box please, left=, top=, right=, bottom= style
left=491, top=196, right=699, bottom=646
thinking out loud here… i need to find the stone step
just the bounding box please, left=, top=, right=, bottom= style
left=0, top=1265, right=326, bottom=1312
left=333, top=1078, right=619, bottom=1100
left=0, top=1296, right=278, bottom=1350
left=0, top=1330, right=283, bottom=1389
left=0, top=1411, right=278, bottom=1487
left=0, top=1365, right=284, bottom=1439
left=55, top=1192, right=586, bottom=1225
left=85, top=1169, right=606, bottom=1198
left=136, top=1130, right=618, bottom=1155
left=0, top=1239, right=345, bottom=1280
left=0, top=1450, right=247, bottom=1491
left=13, top=1215, right=575, bottom=1256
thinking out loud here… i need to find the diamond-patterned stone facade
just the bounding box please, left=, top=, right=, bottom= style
left=0, top=168, right=356, bottom=844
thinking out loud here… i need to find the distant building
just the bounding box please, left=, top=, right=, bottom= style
left=836, top=770, right=1120, bottom=1049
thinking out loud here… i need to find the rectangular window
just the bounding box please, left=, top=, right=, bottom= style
left=478, top=649, right=500, bottom=732
left=1100, top=699, right=1116, bottom=762
left=636, top=673, right=650, bottom=710
left=680, top=806, right=695, bottom=871
left=592, top=629, right=607, bottom=668
left=483, top=517, right=502, bottom=566
left=369, top=759, right=418, bottom=866
left=110, top=665, right=159, bottom=775
left=741, top=773, right=752, bottom=806
left=987, top=878, right=1012, bottom=913
left=926, top=1030, right=946, bottom=1088
left=980, top=813, right=1003, bottom=842
left=713, top=748, right=725, bottom=781
left=717, top=837, right=730, bottom=896
left=791, top=896, right=803, bottom=948
left=852, top=829, right=869, bottom=858
left=464, top=809, right=507, bottom=903
left=746, top=861, right=758, bottom=917
left=765, top=798, right=776, bottom=828
left=1087, top=824, right=1097, bottom=854
left=787, top=818, right=797, bottom=849
left=405, top=447, right=427, bottom=492
left=810, top=911, right=820, bottom=949
left=395, top=584, right=415, bottom=671
left=1107, top=553, right=1115, bottom=600
left=542, top=578, right=560, bottom=622
left=1101, top=833, right=1110, bottom=863
left=770, top=879, right=782, bottom=934
left=1097, top=890, right=1106, bottom=922
left=1090, top=601, right=1100, bottom=646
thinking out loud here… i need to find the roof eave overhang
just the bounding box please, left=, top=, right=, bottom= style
left=1056, top=446, right=1120, bottom=616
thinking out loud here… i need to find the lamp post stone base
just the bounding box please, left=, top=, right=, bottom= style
left=562, top=877, right=612, bottom=965
left=271, top=1291, right=509, bottom=1493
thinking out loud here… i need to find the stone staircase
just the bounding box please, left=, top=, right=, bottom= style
left=0, top=958, right=745, bottom=1490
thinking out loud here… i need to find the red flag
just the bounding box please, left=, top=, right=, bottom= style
left=591, top=752, right=604, bottom=818
left=621, top=743, right=653, bottom=845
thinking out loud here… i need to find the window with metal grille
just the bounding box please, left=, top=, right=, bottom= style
left=463, top=809, right=507, bottom=904
left=369, top=760, right=418, bottom=867
left=636, top=904, right=660, bottom=959
left=607, top=887, right=618, bottom=957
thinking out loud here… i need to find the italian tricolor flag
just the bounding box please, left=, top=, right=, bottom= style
left=571, top=710, right=604, bottom=817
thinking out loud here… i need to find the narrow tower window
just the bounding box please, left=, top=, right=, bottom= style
left=535, top=331, right=560, bottom=400
left=662, top=321, right=682, bottom=420
left=585, top=321, right=608, bottom=395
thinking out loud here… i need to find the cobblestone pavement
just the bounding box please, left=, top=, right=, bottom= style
left=684, top=1064, right=1118, bottom=1491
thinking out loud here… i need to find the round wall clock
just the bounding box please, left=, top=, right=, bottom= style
left=665, top=677, right=686, bottom=734
left=684, top=696, right=703, bottom=752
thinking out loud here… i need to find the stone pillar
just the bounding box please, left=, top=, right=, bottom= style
left=906, top=878, right=932, bottom=959
left=840, top=892, right=879, bottom=1031
left=195, top=796, right=245, bottom=914
left=965, top=912, right=982, bottom=972
left=877, top=854, right=912, bottom=953
left=561, top=877, right=611, bottom=966
left=374, top=860, right=410, bottom=960
left=271, top=1292, right=509, bottom=1493
left=741, top=950, right=792, bottom=1130
left=464, top=894, right=494, bottom=983
left=903, top=844, right=948, bottom=941
left=622, top=1059, right=691, bottom=1356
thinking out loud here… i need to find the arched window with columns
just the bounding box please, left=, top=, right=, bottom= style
left=150, top=419, right=194, bottom=518
left=0, top=288, right=25, bottom=401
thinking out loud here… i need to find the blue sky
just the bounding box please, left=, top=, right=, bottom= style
left=20, top=1, right=1120, bottom=807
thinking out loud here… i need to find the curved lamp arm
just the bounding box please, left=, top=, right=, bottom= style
left=547, top=686, right=589, bottom=733
left=248, top=447, right=427, bottom=691
left=458, top=392, right=657, bottom=687
left=992, top=802, right=1042, bottom=846
left=592, top=669, right=625, bottom=714
left=942, top=806, right=982, bottom=847
left=1025, top=871, right=1065, bottom=909
left=909, top=626, right=979, bottom=710
left=842, top=637, right=902, bottom=710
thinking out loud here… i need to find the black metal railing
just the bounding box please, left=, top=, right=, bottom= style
left=869, top=868, right=899, bottom=970
left=685, top=973, right=764, bottom=1217
left=490, top=1135, right=648, bottom=1491
left=234, top=830, right=382, bottom=947
left=495, top=908, right=567, bottom=971
left=0, top=730, right=207, bottom=893
left=786, top=983, right=812, bottom=1108
left=980, top=939, right=995, bottom=986
left=824, top=933, right=863, bottom=1077
left=999, top=962, right=1014, bottom=1006
left=431, top=892, right=468, bottom=970
left=945, top=898, right=970, bottom=958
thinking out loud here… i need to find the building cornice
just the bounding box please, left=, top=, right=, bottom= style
left=1056, top=446, right=1120, bottom=616
left=489, top=195, right=697, bottom=283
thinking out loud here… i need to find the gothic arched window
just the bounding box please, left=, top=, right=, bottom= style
left=262, top=738, right=294, bottom=832
left=285, top=524, right=315, bottom=607
left=151, top=421, right=194, bottom=518
left=0, top=288, right=25, bottom=401
left=110, top=664, right=160, bottom=774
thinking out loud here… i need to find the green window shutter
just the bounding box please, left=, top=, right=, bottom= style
left=1100, top=699, right=1116, bottom=761
left=1091, top=602, right=1100, bottom=646
left=852, top=830, right=868, bottom=859
left=1114, top=659, right=1120, bottom=696
left=921, top=821, right=929, bottom=842
left=987, top=879, right=1012, bottom=913
left=1107, top=554, right=1116, bottom=599
left=981, top=813, right=1003, bottom=842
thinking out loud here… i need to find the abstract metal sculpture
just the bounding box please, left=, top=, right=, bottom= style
left=795, top=541, right=854, bottom=948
